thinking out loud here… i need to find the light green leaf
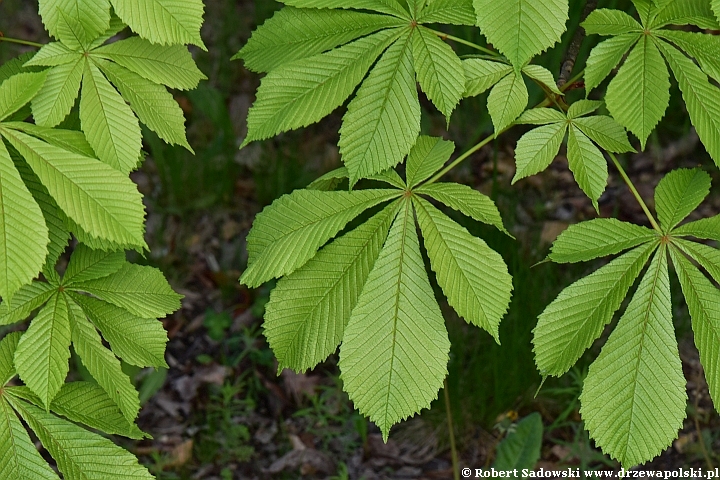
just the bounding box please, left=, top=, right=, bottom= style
left=340, top=31, right=421, bottom=185
left=580, top=247, right=686, bottom=467
left=71, top=294, right=168, bottom=368
left=462, top=59, right=512, bottom=98
left=606, top=36, right=669, bottom=149
left=670, top=247, right=720, bottom=409
left=534, top=242, right=656, bottom=377
left=567, top=125, right=608, bottom=209
left=241, top=189, right=400, bottom=287
left=0, top=140, right=48, bottom=301
left=512, top=122, right=566, bottom=183
left=632, top=0, right=653, bottom=25
left=70, top=263, right=182, bottom=318
left=673, top=215, right=720, bottom=242
left=32, top=60, right=83, bottom=128
left=549, top=218, right=657, bottom=264
left=658, top=40, right=720, bottom=168
left=414, top=197, right=512, bottom=340
left=488, top=71, right=528, bottom=134
left=650, top=0, right=720, bottom=29
left=110, top=0, right=206, bottom=50
left=307, top=167, right=349, bottom=191
left=714, top=0, right=720, bottom=22
left=92, top=37, right=206, bottom=90
left=516, top=108, right=566, bottom=125
left=412, top=26, right=464, bottom=120
left=0, top=332, right=21, bottom=385
left=234, top=7, right=402, bottom=73
left=473, top=0, right=569, bottom=66
left=24, top=42, right=81, bottom=67
left=39, top=0, right=111, bottom=45
left=573, top=116, right=634, bottom=153
left=584, top=34, right=639, bottom=94
left=369, top=168, right=405, bottom=188
left=0, top=282, right=55, bottom=327
left=88, top=15, right=129, bottom=50
left=417, top=0, right=476, bottom=25
left=68, top=298, right=140, bottom=422
left=581, top=9, right=642, bottom=35
left=567, top=100, right=603, bottom=119
left=673, top=239, right=720, bottom=287
left=4, top=122, right=95, bottom=157
left=12, top=154, right=70, bottom=269
left=49, top=382, right=146, bottom=439
left=522, top=64, right=562, bottom=95
left=10, top=398, right=153, bottom=479
left=339, top=199, right=450, bottom=441
left=61, top=212, right=140, bottom=253
left=414, top=182, right=510, bottom=235
left=63, top=244, right=124, bottom=285
left=493, top=413, right=543, bottom=472
left=280, top=0, right=410, bottom=18
left=243, top=28, right=400, bottom=147
left=0, top=398, right=59, bottom=480
left=405, top=136, right=454, bottom=188
left=0, top=72, right=48, bottom=122
left=0, top=53, right=39, bottom=85
left=14, top=294, right=71, bottom=408
left=1, top=129, right=147, bottom=250
left=80, top=61, right=142, bottom=173
left=98, top=59, right=190, bottom=150
left=264, top=204, right=397, bottom=372
left=655, top=168, right=711, bottom=232
left=656, top=31, right=720, bottom=85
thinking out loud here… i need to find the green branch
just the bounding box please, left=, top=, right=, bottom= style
left=425, top=28, right=501, bottom=57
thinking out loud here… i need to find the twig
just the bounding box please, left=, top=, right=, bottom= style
left=557, top=0, right=597, bottom=88
left=444, top=379, right=460, bottom=480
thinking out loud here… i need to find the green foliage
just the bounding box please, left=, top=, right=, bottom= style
left=537, top=169, right=720, bottom=466
left=244, top=134, right=512, bottom=439
left=0, top=0, right=200, bottom=475
left=493, top=413, right=544, bottom=473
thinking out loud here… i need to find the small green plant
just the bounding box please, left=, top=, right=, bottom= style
left=236, top=0, right=720, bottom=468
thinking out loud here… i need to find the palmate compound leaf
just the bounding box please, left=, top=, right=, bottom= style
left=533, top=241, right=658, bottom=378
left=264, top=203, right=398, bottom=372
left=81, top=60, right=143, bottom=174
left=650, top=0, right=720, bottom=30
left=582, top=8, right=642, bottom=35
left=404, top=135, right=454, bottom=188
left=339, top=30, right=421, bottom=185
left=62, top=244, right=125, bottom=285
left=0, top=396, right=59, bottom=480
left=580, top=246, right=686, bottom=467
left=14, top=294, right=71, bottom=408
left=512, top=122, right=566, bottom=182
left=670, top=246, right=720, bottom=409
left=233, top=7, right=404, bottom=73
left=280, top=0, right=410, bottom=18
left=7, top=396, right=153, bottom=479
left=70, top=262, right=182, bottom=319
left=605, top=35, right=670, bottom=149
left=411, top=26, right=464, bottom=121
left=674, top=240, right=720, bottom=286
left=656, top=30, right=720, bottom=86
left=109, top=0, right=206, bottom=50
left=413, top=197, right=512, bottom=341
left=414, top=182, right=510, bottom=236
left=567, top=126, right=608, bottom=211
left=674, top=214, right=720, bottom=242
left=242, top=28, right=402, bottom=148
left=657, top=41, right=720, bottom=168
left=0, top=139, right=48, bottom=302
left=67, top=297, right=140, bottom=423
left=0, top=282, right=55, bottom=327
left=0, top=71, right=48, bottom=122
left=24, top=42, right=81, bottom=68
left=462, top=59, right=513, bottom=98
left=339, top=198, right=450, bottom=441
left=31, top=57, right=83, bottom=128
left=548, top=218, right=657, bottom=264
left=654, top=168, right=711, bottom=232
left=240, top=189, right=401, bottom=288
left=91, top=37, right=206, bottom=91
left=584, top=34, right=639, bottom=94
left=0, top=128, right=148, bottom=251
left=472, top=0, right=569, bottom=67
